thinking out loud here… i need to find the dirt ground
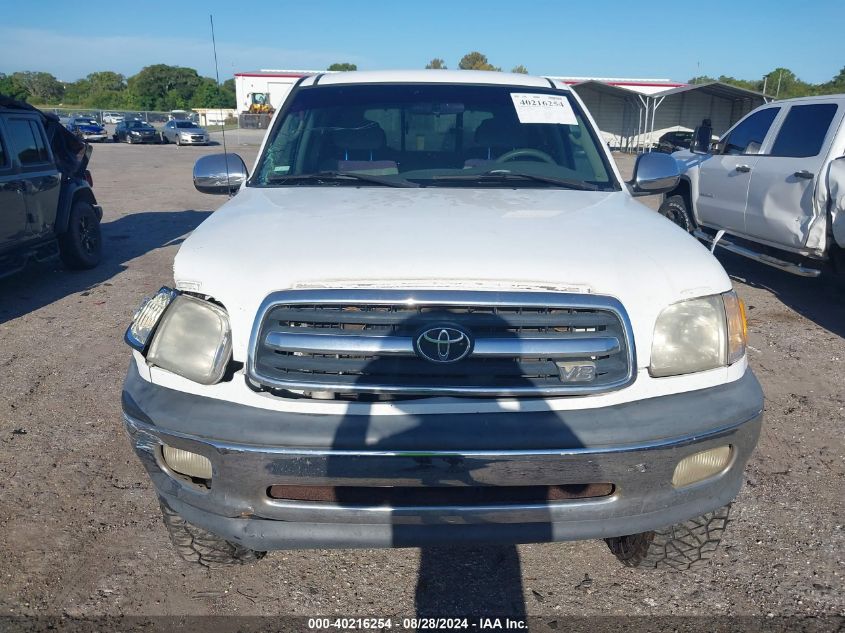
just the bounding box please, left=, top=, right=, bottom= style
left=0, top=139, right=843, bottom=628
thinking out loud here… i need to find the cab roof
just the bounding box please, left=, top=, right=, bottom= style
left=300, top=69, right=568, bottom=90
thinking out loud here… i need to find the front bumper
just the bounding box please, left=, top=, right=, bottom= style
left=122, top=364, right=763, bottom=550
left=130, top=134, right=159, bottom=143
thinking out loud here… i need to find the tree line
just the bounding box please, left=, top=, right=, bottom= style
left=0, top=54, right=527, bottom=110
left=690, top=66, right=845, bottom=98
left=0, top=65, right=237, bottom=110
left=425, top=52, right=528, bottom=74
left=6, top=58, right=841, bottom=110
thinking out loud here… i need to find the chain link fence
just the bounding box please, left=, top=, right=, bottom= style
left=42, top=108, right=174, bottom=126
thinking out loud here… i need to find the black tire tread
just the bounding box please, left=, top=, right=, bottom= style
left=604, top=504, right=731, bottom=570
left=158, top=499, right=266, bottom=568
left=658, top=194, right=694, bottom=233
left=58, top=200, right=101, bottom=269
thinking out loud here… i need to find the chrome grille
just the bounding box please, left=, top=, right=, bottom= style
left=247, top=290, right=635, bottom=397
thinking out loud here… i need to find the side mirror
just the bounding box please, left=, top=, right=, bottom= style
left=193, top=153, right=248, bottom=195
left=690, top=126, right=717, bottom=154
left=628, top=152, right=681, bottom=196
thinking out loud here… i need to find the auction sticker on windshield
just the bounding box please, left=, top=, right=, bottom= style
left=510, top=93, right=577, bottom=125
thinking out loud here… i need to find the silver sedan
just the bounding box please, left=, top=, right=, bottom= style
left=161, top=120, right=210, bottom=145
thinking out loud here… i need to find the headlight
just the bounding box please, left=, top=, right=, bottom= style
left=146, top=295, right=232, bottom=385
left=125, top=287, right=178, bottom=351
left=649, top=291, right=747, bottom=378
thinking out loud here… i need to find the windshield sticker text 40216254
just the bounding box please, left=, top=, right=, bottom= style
left=510, top=93, right=577, bottom=125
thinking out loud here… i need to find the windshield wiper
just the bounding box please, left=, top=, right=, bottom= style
left=266, top=170, right=419, bottom=188
left=433, top=169, right=599, bottom=191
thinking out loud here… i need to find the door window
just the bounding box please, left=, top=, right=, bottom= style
left=722, top=108, right=779, bottom=155
left=0, top=126, right=7, bottom=168
left=6, top=118, right=50, bottom=165
left=769, top=104, right=838, bottom=158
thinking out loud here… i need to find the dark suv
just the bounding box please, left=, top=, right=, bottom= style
left=0, top=97, right=102, bottom=277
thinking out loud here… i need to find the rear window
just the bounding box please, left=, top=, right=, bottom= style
left=6, top=118, right=50, bottom=165
left=769, top=103, right=838, bottom=158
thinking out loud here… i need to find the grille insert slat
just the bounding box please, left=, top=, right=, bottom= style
left=248, top=290, right=635, bottom=398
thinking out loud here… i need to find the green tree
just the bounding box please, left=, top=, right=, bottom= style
left=327, top=62, right=357, bottom=71
left=821, top=66, right=845, bottom=94
left=426, top=58, right=447, bottom=69
left=511, top=65, right=529, bottom=74
left=0, top=73, right=29, bottom=101
left=458, top=52, right=501, bottom=72
left=127, top=64, right=203, bottom=110
left=761, top=68, right=811, bottom=98
left=62, top=71, right=128, bottom=108
left=11, top=71, right=64, bottom=103
left=688, top=75, right=716, bottom=85
left=192, top=78, right=235, bottom=108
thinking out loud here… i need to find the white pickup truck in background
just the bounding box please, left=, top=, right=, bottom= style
left=660, top=94, right=845, bottom=280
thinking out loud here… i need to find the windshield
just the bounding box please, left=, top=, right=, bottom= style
left=127, top=121, right=149, bottom=128
left=175, top=121, right=198, bottom=128
left=252, top=83, right=617, bottom=190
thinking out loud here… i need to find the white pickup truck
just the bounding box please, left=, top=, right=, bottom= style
left=121, top=70, right=763, bottom=571
left=660, top=94, right=845, bottom=279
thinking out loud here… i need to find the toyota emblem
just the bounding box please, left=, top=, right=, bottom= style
left=414, top=326, right=472, bottom=363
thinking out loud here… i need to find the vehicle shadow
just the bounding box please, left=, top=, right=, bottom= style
left=715, top=251, right=845, bottom=339
left=315, top=310, right=597, bottom=618
left=0, top=210, right=210, bottom=324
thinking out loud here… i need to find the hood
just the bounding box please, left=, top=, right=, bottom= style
left=78, top=124, right=104, bottom=133
left=174, top=186, right=732, bottom=362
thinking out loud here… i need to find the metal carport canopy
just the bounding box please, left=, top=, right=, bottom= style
left=568, top=80, right=649, bottom=152
left=641, top=82, right=771, bottom=152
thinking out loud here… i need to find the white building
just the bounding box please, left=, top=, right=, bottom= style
left=234, top=70, right=321, bottom=112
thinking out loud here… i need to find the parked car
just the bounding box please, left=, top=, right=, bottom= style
left=0, top=97, right=103, bottom=276
left=67, top=117, right=109, bottom=142
left=103, top=112, right=125, bottom=124
left=161, top=120, right=210, bottom=145
left=122, top=70, right=762, bottom=570
left=662, top=94, right=845, bottom=281
left=113, top=119, right=160, bottom=144
left=654, top=130, right=694, bottom=153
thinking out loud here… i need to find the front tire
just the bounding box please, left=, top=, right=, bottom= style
left=159, top=499, right=266, bottom=568
left=58, top=200, right=102, bottom=269
left=604, top=504, right=731, bottom=570
left=659, top=194, right=694, bottom=234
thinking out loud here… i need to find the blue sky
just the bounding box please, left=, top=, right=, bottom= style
left=2, top=0, right=842, bottom=84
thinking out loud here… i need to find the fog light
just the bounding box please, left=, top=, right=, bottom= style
left=162, top=445, right=212, bottom=480
left=672, top=446, right=732, bottom=487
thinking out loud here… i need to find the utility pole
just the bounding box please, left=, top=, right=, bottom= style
left=775, top=69, right=784, bottom=98
left=762, top=74, right=768, bottom=95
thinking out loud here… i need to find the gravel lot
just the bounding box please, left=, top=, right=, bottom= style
left=0, top=139, right=843, bottom=628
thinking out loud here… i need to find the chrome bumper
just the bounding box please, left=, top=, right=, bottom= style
left=122, top=367, right=763, bottom=549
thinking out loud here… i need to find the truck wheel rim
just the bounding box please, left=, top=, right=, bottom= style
left=79, top=215, right=98, bottom=254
